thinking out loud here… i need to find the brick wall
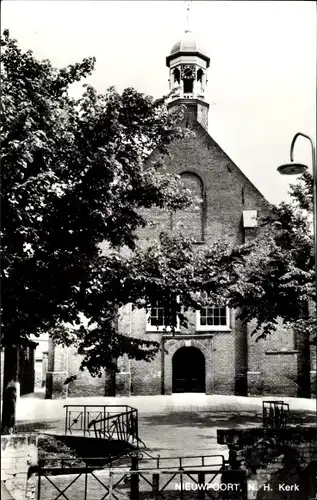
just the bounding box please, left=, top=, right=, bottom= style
left=66, top=347, right=107, bottom=397
left=247, top=318, right=302, bottom=397
left=127, top=124, right=272, bottom=397
left=130, top=307, right=162, bottom=395
left=1, top=434, right=38, bottom=500
left=47, top=340, right=108, bottom=398
left=217, top=427, right=317, bottom=500
left=47, top=121, right=311, bottom=398
left=142, top=123, right=269, bottom=248
left=122, top=117, right=273, bottom=396
left=45, top=340, right=68, bottom=399
left=128, top=306, right=237, bottom=396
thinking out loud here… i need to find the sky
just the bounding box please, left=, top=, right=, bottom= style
left=3, top=0, right=316, bottom=204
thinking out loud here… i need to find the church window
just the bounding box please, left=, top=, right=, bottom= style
left=172, top=172, right=204, bottom=241
left=196, top=304, right=230, bottom=331
left=146, top=298, right=180, bottom=332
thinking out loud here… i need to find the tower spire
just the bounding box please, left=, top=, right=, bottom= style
left=166, top=7, right=210, bottom=130
left=185, top=0, right=192, bottom=32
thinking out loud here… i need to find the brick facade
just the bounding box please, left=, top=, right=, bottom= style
left=47, top=121, right=313, bottom=399
left=46, top=31, right=315, bottom=400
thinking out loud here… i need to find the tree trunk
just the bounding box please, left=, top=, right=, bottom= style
left=105, top=358, right=117, bottom=397
left=1, top=345, right=19, bottom=434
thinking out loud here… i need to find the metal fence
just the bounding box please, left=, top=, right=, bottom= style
left=262, top=400, right=289, bottom=429
left=36, top=461, right=247, bottom=500
left=64, top=405, right=141, bottom=447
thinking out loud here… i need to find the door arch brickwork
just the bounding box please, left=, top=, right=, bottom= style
left=163, top=338, right=213, bottom=395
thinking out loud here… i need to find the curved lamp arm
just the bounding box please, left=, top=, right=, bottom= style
left=290, top=132, right=316, bottom=175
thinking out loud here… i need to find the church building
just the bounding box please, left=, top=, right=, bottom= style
left=46, top=29, right=313, bottom=400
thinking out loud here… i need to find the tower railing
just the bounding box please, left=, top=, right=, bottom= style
left=168, top=89, right=205, bottom=101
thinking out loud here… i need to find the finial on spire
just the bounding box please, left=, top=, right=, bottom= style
left=185, top=0, right=192, bottom=33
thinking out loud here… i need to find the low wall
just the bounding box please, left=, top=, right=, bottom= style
left=217, top=427, right=317, bottom=500
left=1, top=434, right=38, bottom=500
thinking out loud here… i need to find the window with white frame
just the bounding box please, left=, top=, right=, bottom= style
left=146, top=298, right=180, bottom=332
left=196, top=305, right=230, bottom=331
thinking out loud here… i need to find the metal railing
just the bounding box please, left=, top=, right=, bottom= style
left=35, top=453, right=245, bottom=500
left=35, top=452, right=227, bottom=472
left=64, top=405, right=140, bottom=446
left=167, top=90, right=205, bottom=101
left=262, top=400, right=289, bottom=429
left=133, top=451, right=226, bottom=471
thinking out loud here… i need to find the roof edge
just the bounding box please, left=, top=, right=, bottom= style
left=194, top=122, right=271, bottom=207
left=166, top=51, right=210, bottom=68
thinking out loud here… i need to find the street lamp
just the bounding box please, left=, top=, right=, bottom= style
left=277, top=132, right=317, bottom=397
left=277, top=131, right=316, bottom=274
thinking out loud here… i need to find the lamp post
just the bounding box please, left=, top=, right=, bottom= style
left=277, top=132, right=316, bottom=263
left=277, top=132, right=317, bottom=397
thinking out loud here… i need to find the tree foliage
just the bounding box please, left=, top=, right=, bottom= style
left=226, top=171, right=316, bottom=342
left=1, top=30, right=196, bottom=369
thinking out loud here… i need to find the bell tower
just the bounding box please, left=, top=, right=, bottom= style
left=166, top=11, right=210, bottom=130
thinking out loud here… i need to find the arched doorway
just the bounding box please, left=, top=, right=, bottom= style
left=172, top=347, right=206, bottom=393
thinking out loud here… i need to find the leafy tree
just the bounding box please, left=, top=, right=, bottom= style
left=64, top=168, right=316, bottom=396
left=226, top=171, right=315, bottom=340
left=0, top=30, right=200, bottom=432
left=224, top=171, right=316, bottom=397
left=1, top=29, right=315, bottom=433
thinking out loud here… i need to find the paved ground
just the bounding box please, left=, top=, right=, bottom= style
left=16, top=392, right=316, bottom=458
left=18, top=390, right=316, bottom=417
left=12, top=392, right=316, bottom=500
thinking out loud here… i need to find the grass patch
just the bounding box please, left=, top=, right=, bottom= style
left=38, top=434, right=85, bottom=467
left=37, top=434, right=133, bottom=469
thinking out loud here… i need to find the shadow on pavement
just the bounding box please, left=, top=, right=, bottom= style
left=16, top=420, right=63, bottom=433
left=142, top=410, right=316, bottom=428
left=16, top=409, right=315, bottom=436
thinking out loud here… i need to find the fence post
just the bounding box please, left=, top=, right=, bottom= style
left=37, top=467, right=41, bottom=500
left=152, top=473, right=159, bottom=500
left=198, top=471, right=205, bottom=499
left=130, top=455, right=139, bottom=500
left=109, top=471, right=113, bottom=500
left=84, top=468, right=88, bottom=500
left=180, top=472, right=183, bottom=498
left=64, top=406, right=68, bottom=435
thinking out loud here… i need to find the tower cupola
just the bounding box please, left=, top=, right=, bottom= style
left=167, top=30, right=210, bottom=67
left=166, top=29, right=210, bottom=130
